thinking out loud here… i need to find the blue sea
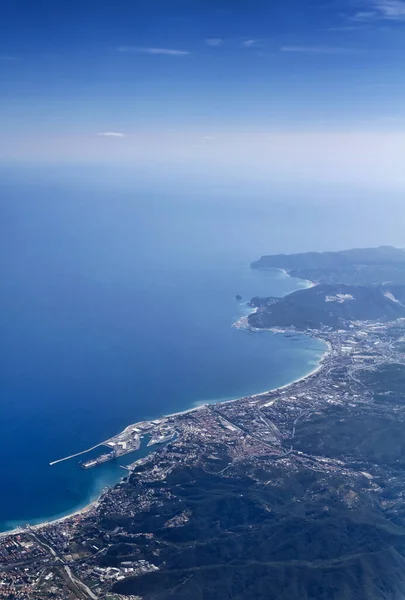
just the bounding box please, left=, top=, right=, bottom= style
left=0, top=166, right=331, bottom=532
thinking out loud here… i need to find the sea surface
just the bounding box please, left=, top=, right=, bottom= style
left=0, top=167, right=328, bottom=532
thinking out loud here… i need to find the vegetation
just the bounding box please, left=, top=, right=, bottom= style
left=248, top=283, right=405, bottom=330
left=251, top=246, right=405, bottom=286
left=359, top=363, right=405, bottom=405
left=109, top=463, right=405, bottom=600
left=107, top=361, right=405, bottom=599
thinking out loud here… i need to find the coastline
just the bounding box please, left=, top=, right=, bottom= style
left=269, top=267, right=315, bottom=289
left=0, top=335, right=329, bottom=538
left=0, top=499, right=99, bottom=539
left=252, top=342, right=329, bottom=395
left=0, top=267, right=325, bottom=538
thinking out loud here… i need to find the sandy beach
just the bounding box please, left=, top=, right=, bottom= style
left=0, top=499, right=99, bottom=539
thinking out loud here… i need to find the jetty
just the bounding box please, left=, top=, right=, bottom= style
left=49, top=443, right=104, bottom=466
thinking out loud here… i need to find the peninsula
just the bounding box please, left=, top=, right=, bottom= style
left=2, top=246, right=405, bottom=600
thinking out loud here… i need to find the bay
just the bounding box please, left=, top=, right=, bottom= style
left=0, top=167, right=326, bottom=532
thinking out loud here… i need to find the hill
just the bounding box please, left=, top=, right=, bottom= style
left=111, top=464, right=405, bottom=600
left=251, top=246, right=405, bottom=286
left=248, top=283, right=405, bottom=330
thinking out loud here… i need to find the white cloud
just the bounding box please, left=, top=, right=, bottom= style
left=205, top=38, right=223, bottom=46
left=97, top=132, right=126, bottom=138
left=351, top=10, right=377, bottom=20
left=352, top=0, right=405, bottom=21
left=242, top=39, right=258, bottom=47
left=280, top=45, right=359, bottom=54
left=117, top=46, right=189, bottom=56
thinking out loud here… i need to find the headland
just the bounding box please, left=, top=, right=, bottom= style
left=4, top=246, right=405, bottom=600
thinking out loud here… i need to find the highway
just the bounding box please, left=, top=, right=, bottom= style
left=29, top=529, right=98, bottom=600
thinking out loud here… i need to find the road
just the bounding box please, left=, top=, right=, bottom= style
left=30, top=530, right=98, bottom=600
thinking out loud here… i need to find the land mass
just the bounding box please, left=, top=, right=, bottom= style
left=248, top=282, right=405, bottom=330
left=251, top=245, right=405, bottom=285
left=3, top=246, right=405, bottom=600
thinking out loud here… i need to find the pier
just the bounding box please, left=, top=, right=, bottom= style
left=49, top=417, right=173, bottom=471
left=49, top=443, right=104, bottom=466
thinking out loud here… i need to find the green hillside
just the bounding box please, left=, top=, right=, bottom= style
left=249, top=284, right=405, bottom=329
left=251, top=246, right=405, bottom=286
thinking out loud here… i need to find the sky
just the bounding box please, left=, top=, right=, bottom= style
left=1, top=0, right=405, bottom=184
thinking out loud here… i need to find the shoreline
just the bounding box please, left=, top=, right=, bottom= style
left=0, top=499, right=99, bottom=539
left=269, top=267, right=315, bottom=290
left=0, top=336, right=329, bottom=538
left=0, top=268, right=325, bottom=538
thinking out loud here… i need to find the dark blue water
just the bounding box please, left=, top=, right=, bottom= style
left=0, top=167, right=326, bottom=532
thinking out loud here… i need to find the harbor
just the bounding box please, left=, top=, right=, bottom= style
left=51, top=418, right=178, bottom=470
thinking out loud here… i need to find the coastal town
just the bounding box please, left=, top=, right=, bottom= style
left=1, top=310, right=405, bottom=599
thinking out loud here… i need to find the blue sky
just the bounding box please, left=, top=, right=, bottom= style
left=1, top=0, right=405, bottom=183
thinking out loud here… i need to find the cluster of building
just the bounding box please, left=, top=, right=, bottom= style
left=1, top=317, right=405, bottom=598
left=0, top=532, right=79, bottom=599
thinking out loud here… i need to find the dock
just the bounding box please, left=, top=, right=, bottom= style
left=49, top=443, right=104, bottom=467
left=49, top=417, right=174, bottom=471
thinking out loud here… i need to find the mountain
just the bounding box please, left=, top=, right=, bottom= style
left=248, top=283, right=405, bottom=330
left=251, top=246, right=405, bottom=286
